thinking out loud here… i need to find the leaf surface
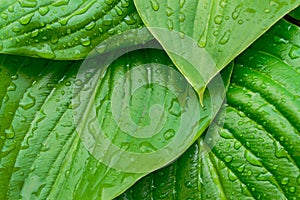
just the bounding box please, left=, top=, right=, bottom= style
left=133, top=0, right=300, bottom=98
left=116, top=19, right=300, bottom=200
left=0, top=46, right=231, bottom=199
left=0, top=0, right=150, bottom=60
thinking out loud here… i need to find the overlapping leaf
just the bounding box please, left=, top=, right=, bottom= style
left=133, top=0, right=299, bottom=98
left=116, top=19, right=300, bottom=200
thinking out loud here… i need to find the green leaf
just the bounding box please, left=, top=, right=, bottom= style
left=289, top=6, right=300, bottom=20
left=133, top=0, right=300, bottom=100
left=0, top=0, right=150, bottom=60
left=0, top=44, right=231, bottom=199
left=116, top=19, right=300, bottom=200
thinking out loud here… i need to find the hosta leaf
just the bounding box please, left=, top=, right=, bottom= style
left=116, top=19, right=300, bottom=200
left=0, top=44, right=231, bottom=199
left=133, top=0, right=300, bottom=99
left=0, top=0, right=150, bottom=60
left=289, top=6, right=300, bottom=20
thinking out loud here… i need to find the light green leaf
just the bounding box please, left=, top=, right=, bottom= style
left=133, top=0, right=300, bottom=100
left=116, top=19, right=300, bottom=200
left=0, top=44, right=231, bottom=199
left=0, top=0, right=150, bottom=60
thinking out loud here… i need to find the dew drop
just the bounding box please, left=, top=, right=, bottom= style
left=80, top=37, right=91, bottom=47
left=198, top=33, right=207, bottom=48
left=244, top=150, right=262, bottom=167
left=228, top=170, right=237, bottom=181
left=167, top=19, right=173, bottom=30
left=5, top=125, right=15, bottom=139
left=13, top=26, right=20, bottom=32
left=185, top=181, right=193, bottom=188
left=31, top=29, right=39, bottom=37
left=289, top=186, right=295, bottom=193
left=85, top=21, right=95, bottom=30
left=281, top=177, right=289, bottom=185
left=38, top=7, right=49, bottom=16
left=8, top=5, right=14, bottom=13
left=214, top=15, right=223, bottom=25
left=150, top=0, right=159, bottom=11
left=103, top=15, right=113, bottom=26
left=7, top=83, right=16, bottom=91
left=1, top=13, right=8, bottom=20
left=139, top=142, right=156, bottom=153
left=224, top=155, right=233, bottom=163
left=18, top=0, right=37, bottom=8
left=19, top=13, right=34, bottom=25
left=163, top=129, right=175, bottom=140
left=166, top=7, right=174, bottom=16
left=234, top=141, right=241, bottom=150
left=179, top=12, right=186, bottom=22
left=34, top=44, right=56, bottom=59
left=237, top=164, right=245, bottom=173
left=219, top=30, right=231, bottom=45
left=20, top=93, right=36, bottom=110
left=124, top=16, right=136, bottom=25
left=289, top=45, right=300, bottom=59
left=50, top=35, right=59, bottom=44
left=179, top=0, right=185, bottom=8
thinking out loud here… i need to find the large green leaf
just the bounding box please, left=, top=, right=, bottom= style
left=133, top=0, right=300, bottom=99
left=0, top=45, right=231, bottom=199
left=116, top=19, right=300, bottom=200
left=0, top=0, right=151, bottom=60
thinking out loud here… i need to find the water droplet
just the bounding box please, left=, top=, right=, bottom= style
left=179, top=0, right=185, bottom=8
left=7, top=83, right=16, bottom=91
left=167, top=19, right=173, bottom=30
left=245, top=150, right=262, bottom=166
left=105, top=0, right=114, bottom=5
left=163, top=129, right=175, bottom=140
left=238, top=20, right=243, bottom=24
left=289, top=45, right=300, bottom=59
left=50, top=35, right=59, bottom=44
left=228, top=170, right=237, bottom=181
left=281, top=177, right=289, bottom=185
left=219, top=30, right=231, bottom=45
left=103, top=15, right=113, bottom=26
left=224, top=155, right=233, bottom=163
left=289, top=186, right=295, bottom=193
left=1, top=12, right=8, bottom=20
left=19, top=0, right=37, bottom=8
left=166, top=7, right=174, bottom=16
left=179, top=12, right=186, bottom=22
left=31, top=29, right=39, bottom=37
left=214, top=15, right=223, bottom=25
left=96, top=44, right=107, bottom=54
left=237, top=164, right=245, bottom=173
left=139, top=142, right=156, bottom=153
left=219, top=0, right=227, bottom=8
left=12, top=26, right=20, bottom=32
left=19, top=13, right=34, bottom=25
left=264, top=8, right=270, bottom=13
left=232, top=5, right=242, bottom=20
left=20, top=93, right=36, bottom=110
left=80, top=37, right=91, bottom=47
left=150, top=0, right=159, bottom=11
left=220, top=129, right=234, bottom=139
left=85, top=21, right=95, bottom=31
left=198, top=33, right=207, bottom=48
left=185, top=181, right=193, bottom=188
left=34, top=44, right=56, bottom=59
left=234, top=142, right=241, bottom=150
left=124, top=16, right=136, bottom=25
left=38, top=7, right=49, bottom=16
left=5, top=125, right=15, bottom=139
left=8, top=5, right=14, bottom=13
